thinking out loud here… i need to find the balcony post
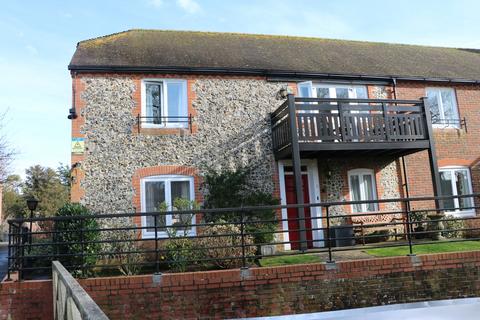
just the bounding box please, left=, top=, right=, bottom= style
left=287, top=94, right=308, bottom=251
left=421, top=97, right=443, bottom=210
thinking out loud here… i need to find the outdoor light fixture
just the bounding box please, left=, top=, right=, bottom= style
left=67, top=107, right=78, bottom=119
left=26, top=197, right=39, bottom=213
left=26, top=197, right=39, bottom=253
left=277, top=86, right=293, bottom=99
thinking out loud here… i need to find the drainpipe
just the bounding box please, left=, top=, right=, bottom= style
left=392, top=77, right=398, bottom=99
left=68, top=72, right=78, bottom=120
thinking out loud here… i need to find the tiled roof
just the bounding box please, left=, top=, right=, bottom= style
left=69, top=29, right=480, bottom=81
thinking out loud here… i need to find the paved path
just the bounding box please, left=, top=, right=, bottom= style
left=0, top=244, right=8, bottom=280
left=246, top=297, right=480, bottom=320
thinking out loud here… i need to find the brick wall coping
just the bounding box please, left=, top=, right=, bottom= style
left=4, top=250, right=478, bottom=288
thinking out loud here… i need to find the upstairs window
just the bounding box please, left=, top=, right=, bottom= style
left=142, top=80, right=188, bottom=128
left=425, top=88, right=460, bottom=128
left=298, top=82, right=368, bottom=100
left=440, top=167, right=474, bottom=215
left=348, top=169, right=378, bottom=213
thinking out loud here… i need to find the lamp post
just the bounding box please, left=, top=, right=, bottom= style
left=26, top=197, right=39, bottom=252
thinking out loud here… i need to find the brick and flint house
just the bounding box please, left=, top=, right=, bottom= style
left=68, top=30, right=480, bottom=250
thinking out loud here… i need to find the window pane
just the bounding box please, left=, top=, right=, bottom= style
left=354, top=86, right=368, bottom=99
left=426, top=90, right=440, bottom=122
left=146, top=83, right=162, bottom=124
left=170, top=181, right=192, bottom=229
left=362, top=175, right=376, bottom=211
left=145, top=181, right=166, bottom=231
left=350, top=175, right=362, bottom=212
left=167, top=82, right=186, bottom=123
left=440, top=90, right=458, bottom=121
left=336, top=88, right=349, bottom=99
left=440, top=171, right=455, bottom=210
left=299, top=82, right=312, bottom=97
left=455, top=170, right=473, bottom=209
left=316, top=88, right=330, bottom=98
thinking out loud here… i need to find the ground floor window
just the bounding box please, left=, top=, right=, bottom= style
left=439, top=167, right=474, bottom=215
left=141, top=175, right=195, bottom=238
left=348, top=169, right=378, bottom=212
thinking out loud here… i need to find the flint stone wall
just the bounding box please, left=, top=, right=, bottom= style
left=79, top=77, right=285, bottom=213
left=319, top=158, right=401, bottom=215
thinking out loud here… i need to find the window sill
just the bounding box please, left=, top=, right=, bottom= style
left=432, top=125, right=461, bottom=130
left=142, top=230, right=197, bottom=239
left=443, top=210, right=476, bottom=218
left=136, top=127, right=192, bottom=136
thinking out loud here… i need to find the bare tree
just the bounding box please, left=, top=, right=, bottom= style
left=0, top=110, right=15, bottom=183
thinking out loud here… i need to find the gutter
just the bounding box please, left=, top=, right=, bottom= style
left=68, top=64, right=480, bottom=84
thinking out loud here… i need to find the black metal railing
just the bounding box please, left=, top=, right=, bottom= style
left=6, top=193, right=480, bottom=281
left=431, top=115, right=467, bottom=131
left=136, top=114, right=193, bottom=133
left=271, top=97, right=429, bottom=152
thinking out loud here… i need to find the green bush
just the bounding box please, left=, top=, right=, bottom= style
left=162, top=198, right=203, bottom=272
left=163, top=238, right=202, bottom=272
left=198, top=221, right=256, bottom=269
left=27, top=238, right=54, bottom=269
left=202, top=167, right=278, bottom=246
left=442, top=218, right=466, bottom=239
left=102, top=217, right=144, bottom=276
left=54, top=203, right=100, bottom=276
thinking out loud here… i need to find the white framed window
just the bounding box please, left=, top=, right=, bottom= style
left=298, top=82, right=368, bottom=100
left=425, top=88, right=460, bottom=128
left=348, top=169, right=378, bottom=213
left=439, top=167, right=474, bottom=216
left=141, top=175, right=196, bottom=238
left=141, top=79, right=188, bottom=128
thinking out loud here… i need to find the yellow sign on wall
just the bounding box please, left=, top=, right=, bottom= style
left=71, top=138, right=85, bottom=154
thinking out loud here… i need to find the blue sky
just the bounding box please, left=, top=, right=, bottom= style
left=1, top=0, right=480, bottom=177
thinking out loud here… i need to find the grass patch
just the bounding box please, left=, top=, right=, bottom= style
left=259, top=254, right=322, bottom=267
left=365, top=240, right=480, bottom=257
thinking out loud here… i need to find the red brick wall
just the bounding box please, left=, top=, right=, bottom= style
left=0, top=280, right=53, bottom=320
left=4, top=251, right=480, bottom=319
left=396, top=81, right=480, bottom=199
left=70, top=75, right=86, bottom=202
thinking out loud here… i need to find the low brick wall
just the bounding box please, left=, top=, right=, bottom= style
left=2, top=251, right=480, bottom=319
left=0, top=280, right=53, bottom=319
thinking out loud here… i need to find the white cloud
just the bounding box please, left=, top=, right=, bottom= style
left=176, top=0, right=201, bottom=14
left=148, top=0, right=164, bottom=8
left=25, top=45, right=38, bottom=55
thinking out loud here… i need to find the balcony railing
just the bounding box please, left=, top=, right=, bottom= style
left=136, top=114, right=193, bottom=133
left=271, top=97, right=430, bottom=154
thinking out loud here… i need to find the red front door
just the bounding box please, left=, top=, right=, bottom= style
left=285, top=174, right=313, bottom=250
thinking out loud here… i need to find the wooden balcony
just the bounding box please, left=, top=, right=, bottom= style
left=271, top=96, right=434, bottom=159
